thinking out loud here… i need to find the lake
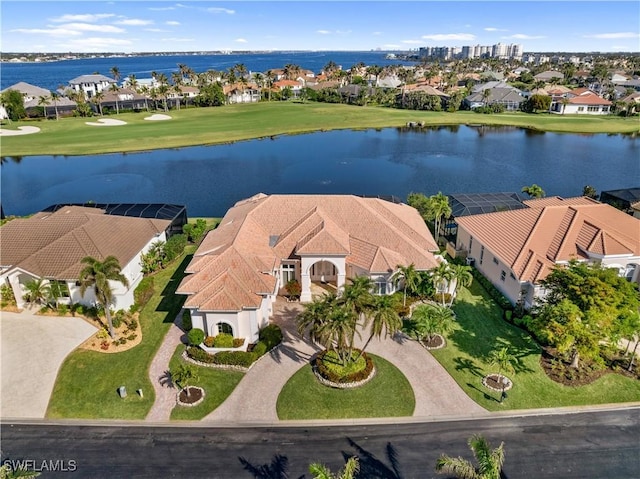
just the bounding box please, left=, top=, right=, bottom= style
left=1, top=126, right=638, bottom=217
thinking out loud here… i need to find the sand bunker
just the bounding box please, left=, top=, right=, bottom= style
left=144, top=114, right=172, bottom=121
left=85, top=118, right=127, bottom=126
left=0, top=126, right=41, bottom=136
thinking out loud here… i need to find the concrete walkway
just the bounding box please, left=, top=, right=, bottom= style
left=199, top=300, right=486, bottom=423
left=0, top=310, right=96, bottom=418
left=145, top=312, right=185, bottom=421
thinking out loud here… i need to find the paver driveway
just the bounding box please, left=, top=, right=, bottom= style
left=0, top=310, right=96, bottom=418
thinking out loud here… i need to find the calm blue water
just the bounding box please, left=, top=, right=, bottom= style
left=1, top=51, right=409, bottom=92
left=2, top=127, right=638, bottom=217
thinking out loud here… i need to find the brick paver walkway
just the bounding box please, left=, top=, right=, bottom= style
left=145, top=312, right=185, bottom=421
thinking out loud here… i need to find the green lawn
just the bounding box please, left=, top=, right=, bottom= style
left=430, top=282, right=640, bottom=411
left=277, top=354, right=415, bottom=420
left=2, top=102, right=638, bottom=157
left=46, top=250, right=193, bottom=419
left=168, top=345, right=244, bottom=421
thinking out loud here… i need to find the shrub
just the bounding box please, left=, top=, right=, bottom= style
left=314, top=349, right=374, bottom=384
left=186, top=346, right=216, bottom=364
left=213, top=351, right=255, bottom=368
left=213, top=333, right=234, bottom=348
left=203, top=336, right=216, bottom=347
left=57, top=304, right=69, bottom=316
left=0, top=283, right=16, bottom=306
left=112, top=310, right=125, bottom=329
left=504, top=309, right=513, bottom=322
left=187, top=328, right=205, bottom=346
left=232, top=338, right=245, bottom=348
left=163, top=234, right=187, bottom=262
left=134, top=276, right=155, bottom=309
left=258, top=324, right=283, bottom=350
left=96, top=328, right=109, bottom=340
left=252, top=341, right=268, bottom=358
left=126, top=334, right=137, bottom=341
left=284, top=279, right=301, bottom=299
left=126, top=317, right=138, bottom=332
left=182, top=309, right=192, bottom=331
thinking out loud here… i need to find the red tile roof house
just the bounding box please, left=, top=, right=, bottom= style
left=0, top=206, right=171, bottom=311
left=455, top=197, right=640, bottom=309
left=551, top=88, right=612, bottom=115
left=176, top=194, right=440, bottom=351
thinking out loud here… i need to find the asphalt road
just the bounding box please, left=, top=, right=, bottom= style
left=1, top=407, right=639, bottom=478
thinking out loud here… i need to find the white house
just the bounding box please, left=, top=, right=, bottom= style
left=177, top=194, right=440, bottom=349
left=68, top=74, right=116, bottom=99
left=551, top=88, right=612, bottom=115
left=0, top=206, right=171, bottom=311
left=455, top=196, right=640, bottom=309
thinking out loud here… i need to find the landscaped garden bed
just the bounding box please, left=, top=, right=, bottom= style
left=312, top=349, right=376, bottom=389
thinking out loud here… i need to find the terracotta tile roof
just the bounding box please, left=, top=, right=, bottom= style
left=177, top=195, right=439, bottom=311
left=456, top=198, right=640, bottom=284
left=0, top=206, right=170, bottom=279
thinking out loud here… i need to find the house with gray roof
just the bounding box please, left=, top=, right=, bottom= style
left=1, top=82, right=51, bottom=103
left=68, top=74, right=116, bottom=99
left=464, top=87, right=525, bottom=110
left=533, top=71, right=564, bottom=82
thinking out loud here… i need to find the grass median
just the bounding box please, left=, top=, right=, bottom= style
left=2, top=102, right=639, bottom=157
left=46, top=249, right=193, bottom=420
left=431, top=282, right=640, bottom=411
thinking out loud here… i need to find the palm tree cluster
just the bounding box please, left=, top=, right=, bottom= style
left=436, top=434, right=505, bottom=479
left=297, top=276, right=401, bottom=367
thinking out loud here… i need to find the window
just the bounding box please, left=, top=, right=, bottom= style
left=500, top=270, right=506, bottom=282
left=587, top=106, right=599, bottom=112
left=577, top=106, right=584, bottom=112
left=217, top=322, right=233, bottom=336
left=469, top=236, right=473, bottom=252
left=493, top=257, right=499, bottom=265
left=480, top=246, right=485, bottom=265
left=281, top=263, right=295, bottom=284
left=375, top=281, right=387, bottom=295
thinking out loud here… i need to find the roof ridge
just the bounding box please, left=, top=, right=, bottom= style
left=546, top=207, right=578, bottom=261
left=511, top=207, right=546, bottom=269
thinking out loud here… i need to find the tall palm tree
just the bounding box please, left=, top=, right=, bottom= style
left=50, top=91, right=60, bottom=120
left=428, top=191, right=452, bottom=243
left=92, top=90, right=104, bottom=115
left=436, top=434, right=505, bottom=479
left=431, top=262, right=454, bottom=306
left=309, top=456, right=359, bottom=479
left=37, top=94, right=50, bottom=118
left=391, top=263, right=420, bottom=306
left=78, top=256, right=129, bottom=339
left=521, top=183, right=545, bottom=198
left=109, top=82, right=120, bottom=114
left=358, top=294, right=401, bottom=357
left=110, top=66, right=121, bottom=85
left=448, top=263, right=473, bottom=306
left=265, top=70, right=276, bottom=101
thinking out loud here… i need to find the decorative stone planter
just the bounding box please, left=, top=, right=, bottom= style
left=482, top=374, right=513, bottom=392
left=419, top=334, right=446, bottom=350
left=312, top=364, right=377, bottom=389
left=176, top=386, right=205, bottom=407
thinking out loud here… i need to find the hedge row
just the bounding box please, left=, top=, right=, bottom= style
left=470, top=269, right=513, bottom=311
left=134, top=276, right=155, bottom=309
left=314, top=349, right=374, bottom=384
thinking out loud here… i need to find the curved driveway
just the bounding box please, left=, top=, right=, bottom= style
left=202, top=300, right=486, bottom=423
left=0, top=310, right=96, bottom=418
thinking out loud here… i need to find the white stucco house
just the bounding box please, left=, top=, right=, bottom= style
left=551, top=88, right=612, bottom=115
left=0, top=206, right=171, bottom=311
left=177, top=194, right=440, bottom=349
left=68, top=74, right=117, bottom=99
left=455, top=196, right=640, bottom=309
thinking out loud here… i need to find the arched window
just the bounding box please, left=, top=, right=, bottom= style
left=217, top=322, right=233, bottom=336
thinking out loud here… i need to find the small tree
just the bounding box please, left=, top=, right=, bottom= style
left=489, top=346, right=517, bottom=400
left=23, top=278, right=50, bottom=306
left=436, top=434, right=505, bottom=479
left=171, top=363, right=198, bottom=398
left=187, top=328, right=205, bottom=346
left=309, top=456, right=359, bottom=479
left=411, top=303, right=455, bottom=343
left=390, top=263, right=420, bottom=306
left=521, top=184, right=545, bottom=198
left=284, top=279, right=301, bottom=300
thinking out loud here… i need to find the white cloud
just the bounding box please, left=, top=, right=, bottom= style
left=485, top=27, right=508, bottom=32
left=145, top=28, right=169, bottom=33
left=50, top=13, right=115, bottom=23
left=149, top=6, right=175, bottom=11
left=235, top=38, right=248, bottom=43
left=166, top=21, right=180, bottom=26
left=505, top=34, right=545, bottom=40
left=11, top=28, right=83, bottom=36
left=402, top=40, right=423, bottom=44
left=207, top=7, right=235, bottom=14
left=584, top=32, right=640, bottom=39
left=422, top=33, right=476, bottom=41
left=372, top=31, right=382, bottom=36
left=57, top=23, right=125, bottom=33
left=316, top=30, right=331, bottom=35
left=115, top=19, right=153, bottom=26
left=161, top=37, right=195, bottom=42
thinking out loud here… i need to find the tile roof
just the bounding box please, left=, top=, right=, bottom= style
left=567, top=90, right=611, bottom=106
left=177, top=194, right=439, bottom=311
left=456, top=198, right=640, bottom=284
left=1, top=82, right=50, bottom=97
left=0, top=206, right=170, bottom=279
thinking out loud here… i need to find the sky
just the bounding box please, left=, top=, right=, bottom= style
left=2, top=1, right=639, bottom=54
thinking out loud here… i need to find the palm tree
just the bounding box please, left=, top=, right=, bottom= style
left=435, top=434, right=505, bottom=479
left=283, top=63, right=301, bottom=81
left=23, top=278, right=50, bottom=306
left=431, top=262, right=454, bottom=306
left=391, top=263, right=420, bottom=306
left=489, top=346, right=516, bottom=400
left=427, top=192, right=451, bottom=243
left=0, top=464, right=41, bottom=478
left=78, top=255, right=129, bottom=339
left=309, top=456, right=359, bottom=479
left=448, top=263, right=473, bottom=306
left=92, top=90, right=104, bottom=115
left=109, top=82, right=120, bottom=114
left=521, top=183, right=545, bottom=198
left=110, top=65, right=121, bottom=85
left=171, top=363, right=198, bottom=399
left=37, top=94, right=50, bottom=118
left=357, top=294, right=401, bottom=358
left=265, top=70, right=276, bottom=101
left=481, top=88, right=491, bottom=106
left=411, top=303, right=455, bottom=343
left=50, top=91, right=60, bottom=120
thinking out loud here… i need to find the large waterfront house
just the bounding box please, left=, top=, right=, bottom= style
left=454, top=196, right=640, bottom=309
left=68, top=74, right=117, bottom=100
left=177, top=194, right=440, bottom=349
left=550, top=87, right=612, bottom=115
left=0, top=204, right=185, bottom=311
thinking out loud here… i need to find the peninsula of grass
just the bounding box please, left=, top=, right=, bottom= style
left=430, top=282, right=640, bottom=412
left=277, top=354, right=415, bottom=420
left=46, top=249, right=193, bottom=420
left=2, top=102, right=638, bottom=157
left=169, top=344, right=244, bottom=421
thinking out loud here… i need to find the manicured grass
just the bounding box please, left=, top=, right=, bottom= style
left=168, top=345, right=244, bottom=421
left=46, top=249, right=194, bottom=419
left=277, top=354, right=415, bottom=420
left=430, top=282, right=640, bottom=411
left=2, top=102, right=638, bottom=157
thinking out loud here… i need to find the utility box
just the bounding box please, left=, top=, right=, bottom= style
left=118, top=386, right=127, bottom=398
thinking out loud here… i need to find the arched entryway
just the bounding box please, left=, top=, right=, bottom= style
left=300, top=257, right=346, bottom=302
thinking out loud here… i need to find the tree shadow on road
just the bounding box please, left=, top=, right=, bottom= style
left=345, top=438, right=404, bottom=479
left=239, top=453, right=301, bottom=479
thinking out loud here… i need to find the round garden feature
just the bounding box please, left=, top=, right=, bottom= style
left=177, top=386, right=205, bottom=407
left=482, top=374, right=513, bottom=392
left=312, top=349, right=376, bottom=389
left=419, top=334, right=446, bottom=350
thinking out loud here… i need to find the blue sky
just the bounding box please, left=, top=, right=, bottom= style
left=2, top=1, right=639, bottom=53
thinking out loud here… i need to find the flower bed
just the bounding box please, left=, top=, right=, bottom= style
left=312, top=349, right=376, bottom=388
left=176, top=386, right=205, bottom=407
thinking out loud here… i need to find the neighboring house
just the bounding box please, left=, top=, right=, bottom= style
left=618, top=91, right=640, bottom=114
left=99, top=88, right=149, bottom=111
left=24, top=95, right=77, bottom=118
left=0, top=82, right=51, bottom=103
left=0, top=205, right=175, bottom=311
left=273, top=79, right=303, bottom=96
left=551, top=88, right=612, bottom=115
left=533, top=70, right=564, bottom=82
left=600, top=188, right=640, bottom=219
left=464, top=87, right=525, bottom=110
left=177, top=194, right=440, bottom=349
left=455, top=196, right=640, bottom=309
left=68, top=74, right=117, bottom=99
left=223, top=83, right=261, bottom=104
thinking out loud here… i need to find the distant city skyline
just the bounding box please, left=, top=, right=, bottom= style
left=2, top=1, right=639, bottom=54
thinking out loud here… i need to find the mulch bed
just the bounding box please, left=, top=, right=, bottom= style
left=178, top=387, right=203, bottom=405
left=420, top=334, right=445, bottom=349
left=483, top=373, right=512, bottom=392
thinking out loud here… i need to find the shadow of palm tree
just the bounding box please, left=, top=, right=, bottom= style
left=159, top=370, right=174, bottom=389
left=466, top=382, right=500, bottom=403
left=454, top=357, right=484, bottom=377
left=156, top=253, right=192, bottom=320
left=269, top=303, right=321, bottom=365
left=239, top=453, right=299, bottom=479
left=346, top=438, right=403, bottom=479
